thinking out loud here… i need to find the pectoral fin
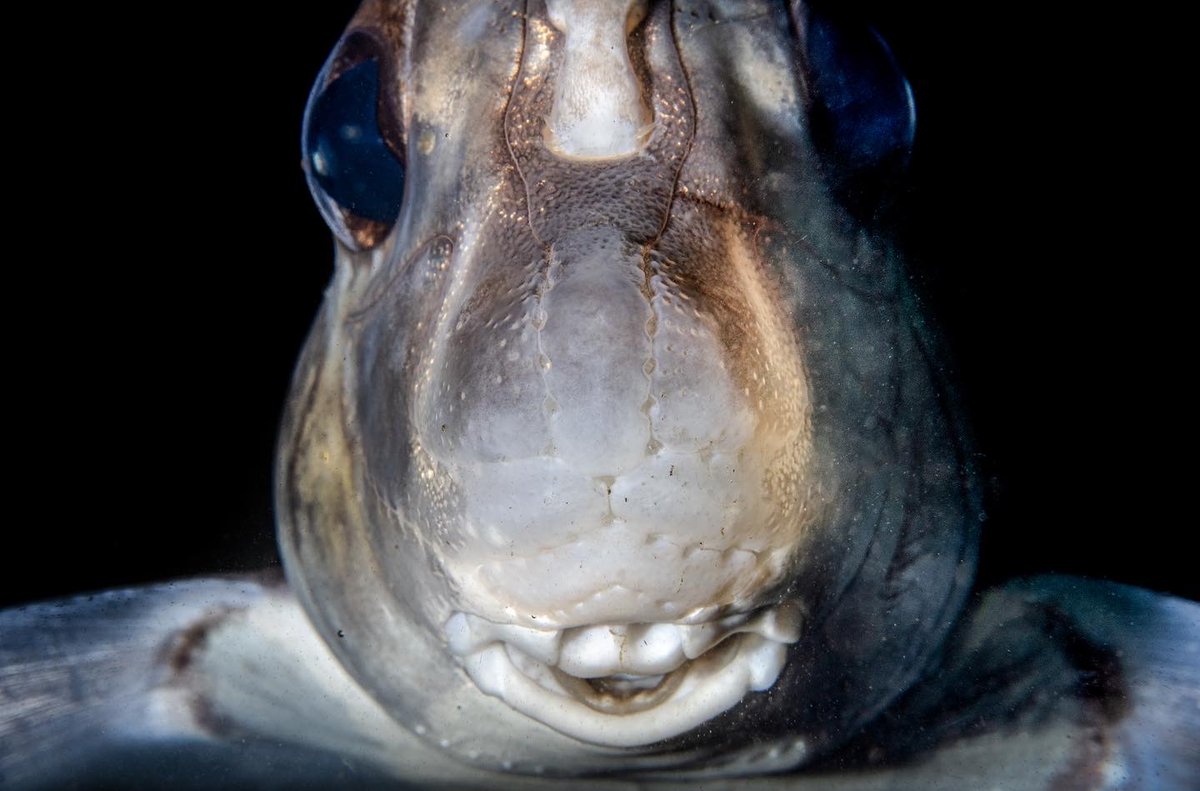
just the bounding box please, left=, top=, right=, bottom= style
left=817, top=576, right=1200, bottom=790
left=4, top=576, right=1196, bottom=789
left=0, top=578, right=463, bottom=789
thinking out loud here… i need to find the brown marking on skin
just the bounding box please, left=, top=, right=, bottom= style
left=154, top=609, right=248, bottom=739
left=1035, top=603, right=1129, bottom=724
left=344, top=0, right=415, bottom=151
left=154, top=576, right=281, bottom=673
left=161, top=612, right=228, bottom=675
left=347, top=216, right=393, bottom=250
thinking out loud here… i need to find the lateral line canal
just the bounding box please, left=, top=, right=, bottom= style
left=639, top=243, right=659, bottom=439
left=534, top=242, right=559, bottom=430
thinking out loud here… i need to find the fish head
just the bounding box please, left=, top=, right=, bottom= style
left=280, top=0, right=977, bottom=776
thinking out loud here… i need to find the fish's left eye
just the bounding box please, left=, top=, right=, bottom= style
left=800, top=7, right=915, bottom=218
left=303, top=35, right=405, bottom=250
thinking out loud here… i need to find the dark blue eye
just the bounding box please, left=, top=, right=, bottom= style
left=303, top=51, right=405, bottom=250
left=803, top=9, right=915, bottom=218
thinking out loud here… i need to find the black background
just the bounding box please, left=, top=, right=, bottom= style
left=5, top=2, right=1189, bottom=607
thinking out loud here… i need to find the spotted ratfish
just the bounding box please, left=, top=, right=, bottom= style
left=2, top=1, right=1197, bottom=788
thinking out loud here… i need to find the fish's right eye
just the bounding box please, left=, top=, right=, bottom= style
left=303, top=36, right=406, bottom=251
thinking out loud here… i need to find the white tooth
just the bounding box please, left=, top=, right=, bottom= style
left=504, top=624, right=562, bottom=666
left=679, top=621, right=723, bottom=660
left=758, top=599, right=803, bottom=643
left=466, top=644, right=511, bottom=698
left=558, top=622, right=689, bottom=677
left=558, top=625, right=624, bottom=677
left=447, top=601, right=802, bottom=684
left=606, top=673, right=665, bottom=689
left=445, top=612, right=475, bottom=656
left=746, top=639, right=788, bottom=691
left=625, top=623, right=686, bottom=674
left=677, top=603, right=804, bottom=659
left=678, top=612, right=748, bottom=659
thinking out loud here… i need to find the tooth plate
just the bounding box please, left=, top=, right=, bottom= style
left=444, top=602, right=802, bottom=746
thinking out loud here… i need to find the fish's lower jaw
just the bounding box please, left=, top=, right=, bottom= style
left=445, top=604, right=800, bottom=748
left=464, top=634, right=786, bottom=747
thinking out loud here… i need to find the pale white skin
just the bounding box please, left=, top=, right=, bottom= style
left=543, top=0, right=653, bottom=158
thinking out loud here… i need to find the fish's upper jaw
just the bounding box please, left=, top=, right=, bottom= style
left=445, top=602, right=803, bottom=747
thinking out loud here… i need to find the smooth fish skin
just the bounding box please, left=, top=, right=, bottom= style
left=2, top=1, right=1199, bottom=789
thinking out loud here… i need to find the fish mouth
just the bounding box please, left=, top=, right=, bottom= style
left=445, top=602, right=801, bottom=747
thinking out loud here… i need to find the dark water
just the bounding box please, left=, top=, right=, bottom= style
left=6, top=2, right=1189, bottom=607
